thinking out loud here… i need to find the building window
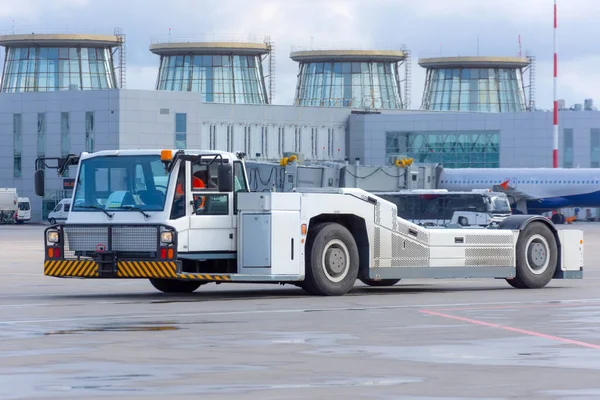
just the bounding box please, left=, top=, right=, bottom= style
left=244, top=126, right=251, bottom=155
left=385, top=130, right=500, bottom=168
left=13, top=113, right=22, bottom=178
left=61, top=112, right=71, bottom=176
left=294, top=61, right=403, bottom=109
left=226, top=125, right=233, bottom=152
left=156, top=55, right=267, bottom=104
left=261, top=126, right=268, bottom=158
left=563, top=128, right=573, bottom=168
left=278, top=127, right=284, bottom=156
left=85, top=112, right=94, bottom=152
left=37, top=113, right=46, bottom=158
left=1, top=46, right=116, bottom=92
left=421, top=67, right=527, bottom=112
left=175, top=113, right=186, bottom=149
left=591, top=129, right=600, bottom=168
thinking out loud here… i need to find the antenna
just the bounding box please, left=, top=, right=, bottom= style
left=518, top=34, right=522, bottom=57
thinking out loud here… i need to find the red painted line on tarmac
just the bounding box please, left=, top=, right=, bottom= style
left=420, top=309, right=600, bottom=350
left=435, top=302, right=600, bottom=312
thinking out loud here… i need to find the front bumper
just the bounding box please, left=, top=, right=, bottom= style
left=44, top=223, right=181, bottom=279
left=44, top=259, right=180, bottom=278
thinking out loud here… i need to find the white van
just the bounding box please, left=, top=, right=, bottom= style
left=16, top=197, right=31, bottom=223
left=48, top=199, right=71, bottom=224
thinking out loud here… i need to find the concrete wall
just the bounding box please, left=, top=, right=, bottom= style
left=349, top=110, right=600, bottom=168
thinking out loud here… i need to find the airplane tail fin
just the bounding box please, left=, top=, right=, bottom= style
left=499, top=180, right=509, bottom=190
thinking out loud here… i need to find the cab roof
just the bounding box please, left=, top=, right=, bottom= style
left=79, top=149, right=237, bottom=160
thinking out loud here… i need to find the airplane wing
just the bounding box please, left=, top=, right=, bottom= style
left=492, top=180, right=538, bottom=201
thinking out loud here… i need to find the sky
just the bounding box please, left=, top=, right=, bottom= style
left=1, top=0, right=599, bottom=110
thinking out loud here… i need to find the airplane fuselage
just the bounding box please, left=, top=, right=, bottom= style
left=438, top=168, right=600, bottom=213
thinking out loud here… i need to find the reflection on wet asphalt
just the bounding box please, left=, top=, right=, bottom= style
left=2, top=224, right=600, bottom=399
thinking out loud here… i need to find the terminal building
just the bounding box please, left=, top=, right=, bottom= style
left=0, top=31, right=599, bottom=222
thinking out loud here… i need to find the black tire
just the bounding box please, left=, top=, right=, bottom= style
left=359, top=278, right=401, bottom=287
left=48, top=218, right=56, bottom=225
left=551, top=213, right=563, bottom=224
left=302, top=222, right=359, bottom=296
left=149, top=278, right=203, bottom=293
left=507, top=222, right=558, bottom=289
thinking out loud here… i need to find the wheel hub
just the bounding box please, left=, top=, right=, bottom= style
left=525, top=234, right=550, bottom=275
left=325, top=248, right=346, bottom=275
left=321, top=239, right=350, bottom=283
left=528, top=242, right=547, bottom=268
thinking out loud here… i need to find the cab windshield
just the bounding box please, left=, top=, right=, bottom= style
left=488, top=196, right=511, bottom=214
left=72, top=155, right=170, bottom=212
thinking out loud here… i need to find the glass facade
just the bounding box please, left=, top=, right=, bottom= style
left=294, top=61, right=403, bottom=109
left=156, top=55, right=267, bottom=104
left=386, top=130, right=500, bottom=168
left=421, top=67, right=526, bottom=112
left=1, top=46, right=117, bottom=92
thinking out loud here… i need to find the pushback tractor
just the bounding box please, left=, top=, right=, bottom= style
left=34, top=149, right=584, bottom=295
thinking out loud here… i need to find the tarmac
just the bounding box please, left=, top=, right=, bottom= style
left=1, top=222, right=600, bottom=399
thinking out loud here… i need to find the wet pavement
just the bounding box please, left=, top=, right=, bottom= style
left=1, top=223, right=600, bottom=399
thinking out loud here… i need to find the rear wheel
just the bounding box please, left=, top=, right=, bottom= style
left=506, top=222, right=558, bottom=289
left=149, top=278, right=204, bottom=293
left=360, top=278, right=401, bottom=287
left=302, top=222, right=359, bottom=296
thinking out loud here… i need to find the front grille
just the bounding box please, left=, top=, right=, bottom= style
left=61, top=225, right=161, bottom=259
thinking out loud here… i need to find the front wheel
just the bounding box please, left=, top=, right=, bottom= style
left=506, top=222, right=558, bottom=289
left=149, top=278, right=204, bottom=293
left=302, top=222, right=359, bottom=296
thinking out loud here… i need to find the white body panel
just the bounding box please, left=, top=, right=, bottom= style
left=557, top=230, right=584, bottom=272
left=237, top=193, right=303, bottom=276
left=239, top=189, right=523, bottom=277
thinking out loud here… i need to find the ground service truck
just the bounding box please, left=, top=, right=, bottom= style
left=33, top=149, right=584, bottom=295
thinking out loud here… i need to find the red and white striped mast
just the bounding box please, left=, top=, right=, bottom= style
left=553, top=0, right=559, bottom=168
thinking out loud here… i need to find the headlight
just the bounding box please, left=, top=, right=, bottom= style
left=47, top=230, right=59, bottom=243
left=160, top=231, right=173, bottom=244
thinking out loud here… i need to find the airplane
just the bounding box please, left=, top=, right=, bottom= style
left=436, top=167, right=600, bottom=224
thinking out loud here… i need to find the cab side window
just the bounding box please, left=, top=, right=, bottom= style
left=191, top=164, right=218, bottom=191
left=170, top=163, right=186, bottom=220
left=234, top=161, right=248, bottom=192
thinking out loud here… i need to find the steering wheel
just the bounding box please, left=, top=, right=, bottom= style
left=154, top=185, right=167, bottom=194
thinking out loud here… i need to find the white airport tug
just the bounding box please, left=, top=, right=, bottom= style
left=34, top=149, right=584, bottom=295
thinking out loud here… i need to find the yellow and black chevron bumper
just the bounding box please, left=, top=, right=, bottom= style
left=44, top=259, right=231, bottom=281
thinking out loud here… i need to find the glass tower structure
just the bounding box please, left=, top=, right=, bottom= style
left=290, top=49, right=406, bottom=109
left=0, top=34, right=121, bottom=92
left=150, top=41, right=270, bottom=104
left=419, top=56, right=530, bottom=112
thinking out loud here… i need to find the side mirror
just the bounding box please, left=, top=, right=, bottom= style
left=218, top=164, right=233, bottom=192
left=34, top=169, right=45, bottom=197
